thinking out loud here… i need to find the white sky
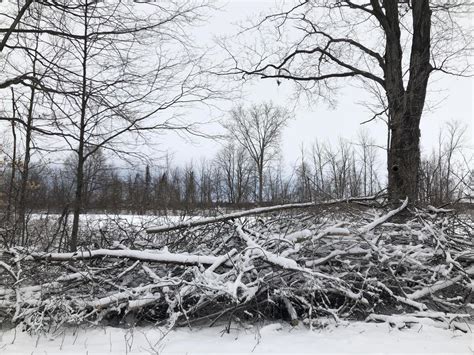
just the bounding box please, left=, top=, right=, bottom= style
left=158, top=0, right=473, bottom=169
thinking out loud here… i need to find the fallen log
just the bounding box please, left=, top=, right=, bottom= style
left=27, top=249, right=222, bottom=266
left=358, top=198, right=408, bottom=234
left=408, top=275, right=466, bottom=300
left=146, top=195, right=381, bottom=234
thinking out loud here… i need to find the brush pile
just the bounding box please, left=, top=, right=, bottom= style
left=0, top=197, right=472, bottom=333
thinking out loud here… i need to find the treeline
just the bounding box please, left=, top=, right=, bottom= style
left=418, top=122, right=473, bottom=205
left=1, top=124, right=471, bottom=219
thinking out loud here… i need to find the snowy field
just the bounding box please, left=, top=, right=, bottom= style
left=0, top=322, right=471, bottom=355
left=29, top=213, right=187, bottom=227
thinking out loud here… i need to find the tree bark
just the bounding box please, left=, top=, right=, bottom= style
left=17, top=30, right=42, bottom=246
left=6, top=92, right=18, bottom=245
left=258, top=164, right=263, bottom=204
left=70, top=3, right=89, bottom=252
left=384, top=0, right=432, bottom=203
left=17, top=85, right=35, bottom=246
left=70, top=153, right=85, bottom=252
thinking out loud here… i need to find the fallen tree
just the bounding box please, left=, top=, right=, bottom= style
left=26, top=249, right=222, bottom=266
left=0, top=198, right=472, bottom=333
left=145, top=194, right=382, bottom=234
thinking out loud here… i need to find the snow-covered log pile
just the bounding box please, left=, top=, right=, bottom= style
left=0, top=198, right=472, bottom=332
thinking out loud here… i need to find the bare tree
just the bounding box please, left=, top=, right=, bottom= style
left=419, top=121, right=471, bottom=204
left=183, top=164, right=197, bottom=210
left=215, top=142, right=252, bottom=204
left=294, top=145, right=312, bottom=202
left=197, top=158, right=214, bottom=207
left=0, top=0, right=35, bottom=90
left=266, top=159, right=291, bottom=203
left=325, top=139, right=351, bottom=199
left=1, top=1, right=218, bottom=250
left=227, top=0, right=472, bottom=203
left=8, top=5, right=58, bottom=246
left=310, top=140, right=329, bottom=199
left=64, top=148, right=109, bottom=212
left=224, top=102, right=291, bottom=204
left=355, top=130, right=381, bottom=196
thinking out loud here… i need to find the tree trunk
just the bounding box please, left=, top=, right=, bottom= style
left=70, top=155, right=84, bottom=252
left=6, top=94, right=18, bottom=246
left=258, top=164, right=263, bottom=204
left=384, top=0, right=431, bottom=203
left=70, top=3, right=89, bottom=252
left=17, top=85, right=35, bottom=246
left=387, top=113, right=421, bottom=202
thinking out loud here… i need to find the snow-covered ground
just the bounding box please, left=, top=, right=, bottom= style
left=0, top=322, right=471, bottom=355
left=29, top=213, right=182, bottom=227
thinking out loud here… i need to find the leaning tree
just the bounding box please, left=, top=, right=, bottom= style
left=227, top=0, right=472, bottom=202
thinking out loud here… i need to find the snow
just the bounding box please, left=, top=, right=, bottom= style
left=0, top=322, right=471, bottom=354
left=145, top=202, right=317, bottom=233
left=322, top=226, right=351, bottom=235
left=305, top=247, right=366, bottom=267
left=407, top=275, right=464, bottom=300
left=235, top=224, right=299, bottom=269
left=28, top=249, right=221, bottom=266
left=284, top=229, right=313, bottom=242
left=259, top=322, right=283, bottom=333
left=427, top=206, right=455, bottom=213
left=358, top=198, right=409, bottom=234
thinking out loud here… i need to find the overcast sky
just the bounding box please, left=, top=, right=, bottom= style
left=156, top=0, right=473, bottom=171
left=1, top=1, right=470, bottom=171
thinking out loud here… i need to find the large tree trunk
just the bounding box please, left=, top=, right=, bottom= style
left=384, top=0, right=431, bottom=203
left=387, top=112, right=421, bottom=202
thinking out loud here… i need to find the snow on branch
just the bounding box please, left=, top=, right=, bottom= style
left=27, top=248, right=221, bottom=266
left=1, top=201, right=470, bottom=332
left=408, top=275, right=465, bottom=300
left=367, top=312, right=470, bottom=331
left=358, top=198, right=408, bottom=234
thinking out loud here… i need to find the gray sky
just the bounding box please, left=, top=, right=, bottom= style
left=1, top=0, right=470, bottom=172
left=158, top=0, right=473, bottom=169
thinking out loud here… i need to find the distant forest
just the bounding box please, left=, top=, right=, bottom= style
left=1, top=122, right=471, bottom=215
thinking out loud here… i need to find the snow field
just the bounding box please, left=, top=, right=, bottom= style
left=0, top=321, right=472, bottom=355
